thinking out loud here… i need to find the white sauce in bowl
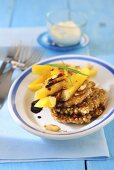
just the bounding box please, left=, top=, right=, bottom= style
left=49, top=21, right=81, bottom=47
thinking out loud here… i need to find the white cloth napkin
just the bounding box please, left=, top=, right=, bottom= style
left=0, top=28, right=109, bottom=162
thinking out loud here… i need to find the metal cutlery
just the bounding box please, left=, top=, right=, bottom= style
left=0, top=46, right=43, bottom=109
left=0, top=46, right=18, bottom=76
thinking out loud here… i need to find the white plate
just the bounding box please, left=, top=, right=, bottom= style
left=8, top=55, right=114, bottom=140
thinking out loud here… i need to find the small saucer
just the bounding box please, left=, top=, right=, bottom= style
left=37, top=32, right=89, bottom=52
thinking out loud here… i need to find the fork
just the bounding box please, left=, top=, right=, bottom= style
left=0, top=46, right=19, bottom=76
left=0, top=47, right=43, bottom=109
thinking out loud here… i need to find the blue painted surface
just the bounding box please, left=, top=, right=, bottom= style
left=0, top=0, right=114, bottom=169
left=0, top=161, right=84, bottom=170
left=0, top=0, right=15, bottom=27
left=87, top=121, right=114, bottom=170
left=11, top=0, right=67, bottom=26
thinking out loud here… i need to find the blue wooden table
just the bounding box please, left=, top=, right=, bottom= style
left=0, top=0, right=114, bottom=169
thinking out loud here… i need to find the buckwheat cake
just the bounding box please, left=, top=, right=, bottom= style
left=51, top=80, right=108, bottom=124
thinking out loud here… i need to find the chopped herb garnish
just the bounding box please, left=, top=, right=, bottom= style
left=48, top=64, right=88, bottom=76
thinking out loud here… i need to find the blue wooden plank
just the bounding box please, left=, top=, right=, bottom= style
left=87, top=121, right=114, bottom=170
left=11, top=0, right=67, bottom=27
left=0, top=161, right=84, bottom=170
left=70, top=0, right=114, bottom=58
left=0, top=0, right=15, bottom=27
left=105, top=121, right=114, bottom=157
left=87, top=160, right=114, bottom=170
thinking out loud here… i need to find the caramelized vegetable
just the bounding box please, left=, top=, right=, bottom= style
left=61, top=67, right=90, bottom=101
left=35, top=96, right=56, bottom=108
left=32, top=65, right=51, bottom=74
left=29, top=63, right=98, bottom=108
left=29, top=83, right=43, bottom=91
left=34, top=81, right=65, bottom=100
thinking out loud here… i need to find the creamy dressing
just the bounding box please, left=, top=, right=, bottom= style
left=49, top=21, right=81, bottom=47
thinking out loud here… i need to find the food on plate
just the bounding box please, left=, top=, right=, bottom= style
left=51, top=80, right=108, bottom=124
left=44, top=124, right=61, bottom=132
left=35, top=96, right=56, bottom=108
left=29, top=62, right=108, bottom=125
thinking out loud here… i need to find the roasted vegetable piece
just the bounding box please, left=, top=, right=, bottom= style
left=65, top=67, right=97, bottom=88
left=44, top=74, right=66, bottom=87
left=34, top=74, right=50, bottom=83
left=64, top=73, right=79, bottom=88
left=34, top=81, right=65, bottom=100
left=61, top=67, right=90, bottom=101
left=50, top=68, right=62, bottom=76
left=89, top=68, right=97, bottom=77
left=28, top=83, right=43, bottom=91
left=32, top=65, right=51, bottom=74
left=35, top=96, right=56, bottom=108
left=28, top=73, right=49, bottom=90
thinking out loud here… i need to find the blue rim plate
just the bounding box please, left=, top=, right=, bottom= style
left=8, top=55, right=114, bottom=140
left=37, top=32, right=89, bottom=52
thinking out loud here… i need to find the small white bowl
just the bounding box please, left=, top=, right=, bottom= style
left=8, top=55, right=114, bottom=140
